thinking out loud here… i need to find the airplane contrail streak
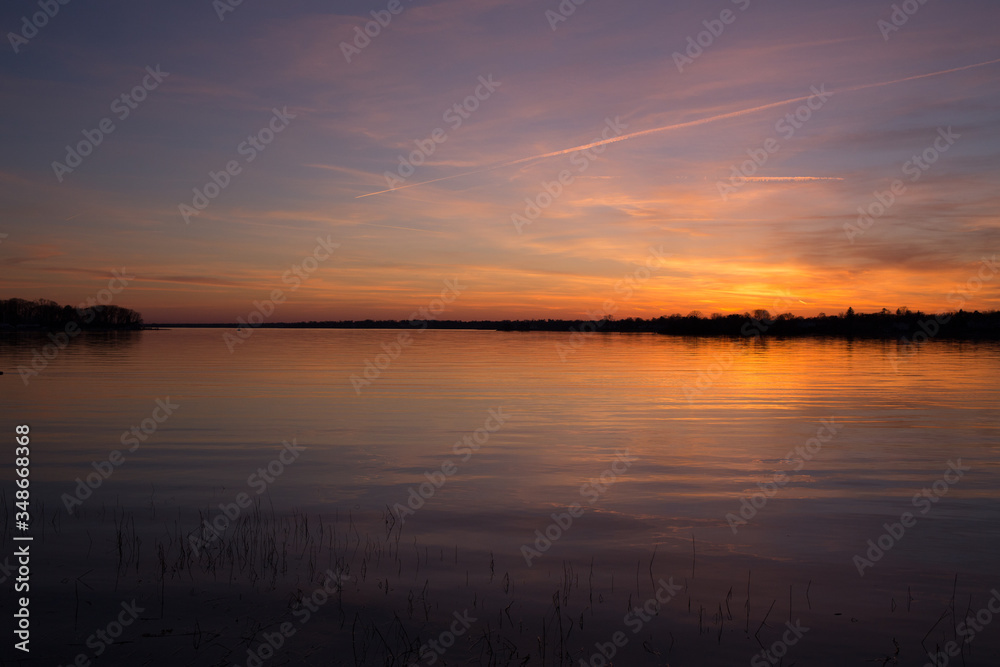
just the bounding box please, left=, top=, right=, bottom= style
left=356, top=57, right=1000, bottom=199
left=743, top=176, right=844, bottom=182
left=355, top=163, right=513, bottom=199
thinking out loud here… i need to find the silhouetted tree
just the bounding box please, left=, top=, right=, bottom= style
left=0, top=298, right=143, bottom=330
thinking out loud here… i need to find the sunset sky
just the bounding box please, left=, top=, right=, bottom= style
left=1, top=0, right=998, bottom=322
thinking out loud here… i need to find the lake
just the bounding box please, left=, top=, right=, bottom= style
left=2, top=328, right=999, bottom=666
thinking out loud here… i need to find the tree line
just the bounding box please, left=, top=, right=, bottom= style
left=163, top=307, right=999, bottom=339
left=0, top=298, right=144, bottom=330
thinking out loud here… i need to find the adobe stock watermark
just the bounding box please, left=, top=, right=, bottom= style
left=235, top=566, right=351, bottom=667
left=672, top=0, right=751, bottom=73
left=878, top=0, right=934, bottom=41
left=17, top=269, right=135, bottom=385
left=923, top=589, right=1000, bottom=667
left=556, top=245, right=671, bottom=361
left=580, top=577, right=682, bottom=667
left=7, top=0, right=73, bottom=54
left=340, top=0, right=414, bottom=63
left=350, top=278, right=466, bottom=393
left=751, top=620, right=810, bottom=667
left=726, top=418, right=840, bottom=534
left=0, top=556, right=16, bottom=586
left=545, top=0, right=590, bottom=31
left=213, top=0, right=247, bottom=21
left=511, top=116, right=628, bottom=234
left=61, top=397, right=179, bottom=513
left=408, top=610, right=477, bottom=667
left=717, top=84, right=834, bottom=201
left=55, top=599, right=144, bottom=667
left=391, top=408, right=510, bottom=523
left=179, top=106, right=295, bottom=224
left=946, top=255, right=999, bottom=311
left=521, top=449, right=637, bottom=566
left=845, top=126, right=959, bottom=242
left=188, top=439, right=305, bottom=555
left=853, top=459, right=969, bottom=576
left=383, top=75, right=500, bottom=191
left=223, top=236, right=339, bottom=352
left=52, top=65, right=170, bottom=182
left=887, top=255, right=997, bottom=372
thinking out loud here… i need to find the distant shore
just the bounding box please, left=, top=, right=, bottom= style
left=142, top=309, right=1000, bottom=339
left=3, top=298, right=997, bottom=339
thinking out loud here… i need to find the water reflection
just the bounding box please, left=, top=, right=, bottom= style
left=1, top=330, right=998, bottom=665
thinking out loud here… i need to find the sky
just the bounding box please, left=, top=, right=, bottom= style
left=1, top=0, right=998, bottom=323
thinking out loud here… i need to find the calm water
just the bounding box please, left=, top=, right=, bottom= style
left=2, top=329, right=999, bottom=665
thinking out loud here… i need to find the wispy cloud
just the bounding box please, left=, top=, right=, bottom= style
left=356, top=58, right=1000, bottom=199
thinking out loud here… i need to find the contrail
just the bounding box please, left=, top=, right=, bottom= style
left=743, top=176, right=844, bottom=182
left=840, top=57, right=1000, bottom=93
left=357, top=57, right=1000, bottom=199
left=358, top=222, right=439, bottom=233
left=356, top=163, right=513, bottom=199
